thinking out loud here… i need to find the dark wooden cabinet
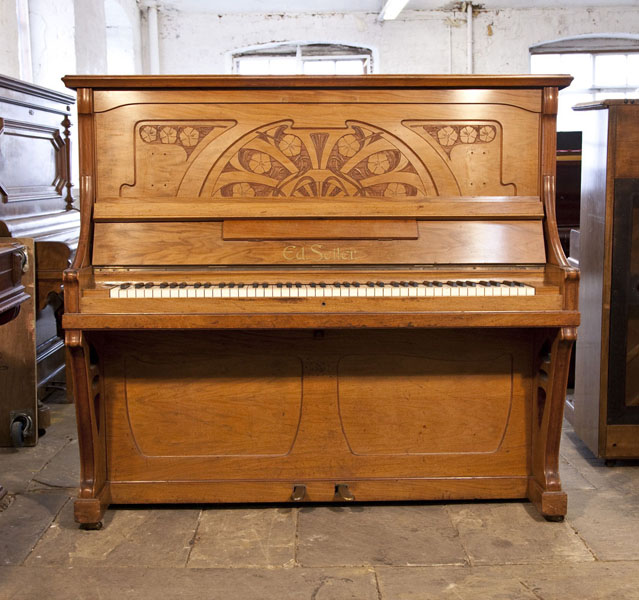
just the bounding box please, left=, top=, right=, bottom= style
left=568, top=100, right=639, bottom=458
left=0, top=76, right=79, bottom=446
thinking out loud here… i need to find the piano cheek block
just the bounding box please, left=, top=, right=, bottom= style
left=62, top=73, right=577, bottom=527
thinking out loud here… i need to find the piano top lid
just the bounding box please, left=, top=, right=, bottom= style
left=573, top=98, right=639, bottom=111
left=62, top=74, right=574, bottom=91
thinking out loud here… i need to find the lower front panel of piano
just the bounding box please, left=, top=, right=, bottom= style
left=87, top=329, right=538, bottom=508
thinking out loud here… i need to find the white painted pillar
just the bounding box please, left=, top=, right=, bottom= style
left=147, top=2, right=160, bottom=74
left=466, top=2, right=473, bottom=74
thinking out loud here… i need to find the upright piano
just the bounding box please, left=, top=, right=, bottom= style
left=62, top=75, right=578, bottom=528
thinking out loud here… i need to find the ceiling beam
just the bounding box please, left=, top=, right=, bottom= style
left=378, top=0, right=410, bottom=21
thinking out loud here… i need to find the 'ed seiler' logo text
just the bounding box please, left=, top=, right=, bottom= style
left=283, top=244, right=358, bottom=261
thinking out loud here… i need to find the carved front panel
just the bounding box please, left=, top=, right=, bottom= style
left=100, top=330, right=531, bottom=483
left=94, top=90, right=541, bottom=202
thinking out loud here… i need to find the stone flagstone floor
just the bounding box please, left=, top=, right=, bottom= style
left=1, top=393, right=639, bottom=599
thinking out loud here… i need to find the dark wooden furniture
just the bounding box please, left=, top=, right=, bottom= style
left=0, top=239, right=29, bottom=499
left=62, top=74, right=578, bottom=528
left=0, top=240, right=29, bottom=324
left=568, top=100, right=639, bottom=459
left=0, top=75, right=79, bottom=418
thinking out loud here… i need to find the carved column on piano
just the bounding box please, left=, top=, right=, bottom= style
left=73, top=88, right=96, bottom=271
left=62, top=113, right=73, bottom=211
left=528, top=326, right=576, bottom=519
left=66, top=329, right=109, bottom=528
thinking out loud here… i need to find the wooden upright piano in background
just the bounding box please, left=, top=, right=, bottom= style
left=62, top=74, right=578, bottom=528
left=0, top=76, right=79, bottom=446
left=569, top=100, right=639, bottom=459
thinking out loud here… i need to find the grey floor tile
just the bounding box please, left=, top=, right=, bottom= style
left=447, top=502, right=594, bottom=565
left=297, top=504, right=467, bottom=567
left=0, top=404, right=77, bottom=495
left=377, top=561, right=639, bottom=600
left=567, top=488, right=639, bottom=560
left=25, top=500, right=200, bottom=568
left=0, top=493, right=68, bottom=565
left=28, top=439, right=80, bottom=491
left=376, top=565, right=540, bottom=599
left=0, top=566, right=379, bottom=600
left=559, top=456, right=596, bottom=491
left=188, top=507, right=296, bottom=568
left=561, top=430, right=639, bottom=494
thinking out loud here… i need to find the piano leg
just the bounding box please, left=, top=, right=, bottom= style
left=66, top=330, right=109, bottom=529
left=528, top=326, right=577, bottom=521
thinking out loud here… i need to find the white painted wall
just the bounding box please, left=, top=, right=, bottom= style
left=28, top=0, right=76, bottom=90
left=74, top=0, right=108, bottom=77
left=0, top=1, right=21, bottom=78
left=156, top=6, right=639, bottom=75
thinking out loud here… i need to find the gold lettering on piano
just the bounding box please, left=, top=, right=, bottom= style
left=283, top=244, right=358, bottom=261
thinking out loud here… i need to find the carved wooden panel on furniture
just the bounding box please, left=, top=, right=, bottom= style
left=95, top=329, right=531, bottom=484
left=93, top=95, right=541, bottom=200
left=121, top=353, right=303, bottom=457
left=337, top=352, right=515, bottom=455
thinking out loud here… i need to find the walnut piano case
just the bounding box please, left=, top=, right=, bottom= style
left=62, top=75, right=578, bottom=528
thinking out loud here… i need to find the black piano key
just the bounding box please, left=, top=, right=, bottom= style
left=343, top=282, right=350, bottom=287
left=134, top=282, right=144, bottom=288
left=515, top=281, right=526, bottom=287
left=478, top=281, right=489, bottom=287
left=144, top=282, right=153, bottom=288
left=465, top=281, right=476, bottom=287
left=423, top=281, right=433, bottom=287
left=228, top=282, right=235, bottom=288
left=203, top=283, right=212, bottom=288
left=333, top=282, right=341, bottom=287
left=237, top=283, right=245, bottom=288
left=285, top=282, right=292, bottom=288
left=352, top=282, right=360, bottom=287
left=390, top=281, right=399, bottom=287
left=310, top=282, right=317, bottom=288
left=159, top=282, right=169, bottom=288
left=252, top=282, right=259, bottom=288
left=120, top=283, right=130, bottom=289
left=319, top=282, right=327, bottom=288
left=433, top=281, right=443, bottom=287
left=489, top=280, right=501, bottom=286
left=294, top=282, right=302, bottom=288
left=219, top=282, right=226, bottom=288
left=376, top=281, right=385, bottom=287
left=503, top=280, right=516, bottom=287
left=409, top=281, right=419, bottom=287
left=169, top=282, right=178, bottom=288
left=262, top=283, right=269, bottom=288
left=276, top=283, right=283, bottom=288
left=178, top=282, right=187, bottom=288
left=193, top=282, right=202, bottom=288
left=446, top=281, right=458, bottom=287
left=366, top=281, right=375, bottom=287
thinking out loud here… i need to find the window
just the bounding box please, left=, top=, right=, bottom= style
left=233, top=43, right=373, bottom=75
left=530, top=36, right=639, bottom=131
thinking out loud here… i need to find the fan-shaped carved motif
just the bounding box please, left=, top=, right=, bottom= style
left=204, top=121, right=435, bottom=198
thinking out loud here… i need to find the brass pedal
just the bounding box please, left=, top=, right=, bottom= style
left=335, top=483, right=355, bottom=501
left=290, top=484, right=307, bottom=502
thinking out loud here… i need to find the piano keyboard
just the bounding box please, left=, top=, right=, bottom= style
left=108, top=280, right=535, bottom=299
